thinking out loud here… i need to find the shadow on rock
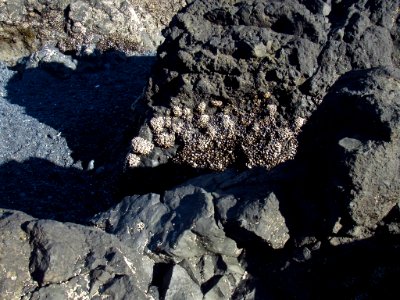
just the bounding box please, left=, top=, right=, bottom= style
left=6, top=50, right=156, bottom=169
left=0, top=158, right=113, bottom=222
left=245, top=233, right=400, bottom=299
left=1, top=49, right=158, bottom=222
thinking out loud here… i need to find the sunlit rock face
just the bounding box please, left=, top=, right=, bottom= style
left=0, top=0, right=188, bottom=64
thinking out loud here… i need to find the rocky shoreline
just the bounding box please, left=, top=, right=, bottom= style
left=1, top=0, right=400, bottom=299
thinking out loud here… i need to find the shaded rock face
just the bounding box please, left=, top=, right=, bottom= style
left=299, top=67, right=400, bottom=238
left=0, top=0, right=188, bottom=64
left=128, top=0, right=399, bottom=171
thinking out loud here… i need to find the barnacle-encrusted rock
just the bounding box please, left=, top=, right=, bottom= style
left=131, top=137, right=154, bottom=155
left=129, top=0, right=399, bottom=171
left=0, top=0, right=188, bottom=64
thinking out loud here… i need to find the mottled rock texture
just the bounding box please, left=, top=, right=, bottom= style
left=299, top=67, right=400, bottom=239
left=129, top=0, right=399, bottom=171
left=0, top=0, right=188, bottom=64
left=1, top=0, right=400, bottom=299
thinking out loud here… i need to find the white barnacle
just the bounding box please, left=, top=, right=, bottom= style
left=267, top=104, right=278, bottom=117
left=150, top=116, right=165, bottom=134
left=171, top=118, right=185, bottom=134
left=197, top=101, right=207, bottom=114
left=211, top=100, right=223, bottom=107
left=270, top=141, right=282, bottom=159
left=164, top=116, right=172, bottom=129
left=279, top=127, right=294, bottom=140
left=222, top=114, right=235, bottom=132
left=136, top=222, right=145, bottom=232
left=127, top=153, right=141, bottom=167
left=183, top=107, right=193, bottom=120
left=155, top=132, right=175, bottom=148
left=294, top=117, right=306, bottom=131
left=131, top=137, right=154, bottom=155
left=206, top=124, right=218, bottom=138
left=171, top=105, right=183, bottom=117
left=198, top=114, right=210, bottom=127
left=252, top=122, right=261, bottom=132
left=197, top=136, right=211, bottom=151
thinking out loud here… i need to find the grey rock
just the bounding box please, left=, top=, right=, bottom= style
left=19, top=217, right=154, bottom=299
left=223, top=192, right=290, bottom=249
left=24, top=46, right=78, bottom=72
left=93, top=186, right=241, bottom=260
left=1, top=1, right=400, bottom=299
left=0, top=0, right=188, bottom=64
left=300, top=67, right=400, bottom=235
left=92, top=171, right=268, bottom=298
left=0, top=210, right=37, bottom=299
left=128, top=0, right=399, bottom=172
left=160, top=185, right=240, bottom=259
left=164, top=264, right=203, bottom=300
left=91, top=193, right=169, bottom=256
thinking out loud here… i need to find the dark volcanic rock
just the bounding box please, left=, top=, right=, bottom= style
left=128, top=0, right=399, bottom=171
left=91, top=176, right=253, bottom=299
left=0, top=211, right=36, bottom=299
left=299, top=67, right=400, bottom=238
left=1, top=1, right=400, bottom=300
left=0, top=209, right=154, bottom=300
left=0, top=0, right=188, bottom=64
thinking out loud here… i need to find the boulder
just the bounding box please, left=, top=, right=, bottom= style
left=0, top=210, right=37, bottom=299
left=128, top=0, right=399, bottom=171
left=0, top=210, right=155, bottom=299
left=299, top=67, right=400, bottom=237
left=1, top=1, right=400, bottom=299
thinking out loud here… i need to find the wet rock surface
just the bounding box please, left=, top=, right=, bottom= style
left=0, top=0, right=400, bottom=299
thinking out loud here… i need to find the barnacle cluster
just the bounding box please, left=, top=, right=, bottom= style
left=127, top=93, right=307, bottom=171
left=131, top=137, right=154, bottom=155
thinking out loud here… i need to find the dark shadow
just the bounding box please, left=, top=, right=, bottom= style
left=6, top=51, right=156, bottom=169
left=120, top=162, right=212, bottom=196
left=250, top=233, right=400, bottom=299
left=150, top=262, right=174, bottom=300
left=1, top=50, right=157, bottom=223
left=0, top=158, right=112, bottom=223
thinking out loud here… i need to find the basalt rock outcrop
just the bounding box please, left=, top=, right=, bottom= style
left=2, top=72, right=400, bottom=297
left=0, top=0, right=188, bottom=65
left=128, top=0, right=399, bottom=171
left=1, top=68, right=400, bottom=299
left=1, top=0, right=400, bottom=299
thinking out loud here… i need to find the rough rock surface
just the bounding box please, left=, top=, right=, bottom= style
left=0, top=210, right=155, bottom=300
left=298, top=67, right=400, bottom=239
left=0, top=0, right=188, bottom=64
left=1, top=0, right=400, bottom=299
left=129, top=0, right=399, bottom=171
